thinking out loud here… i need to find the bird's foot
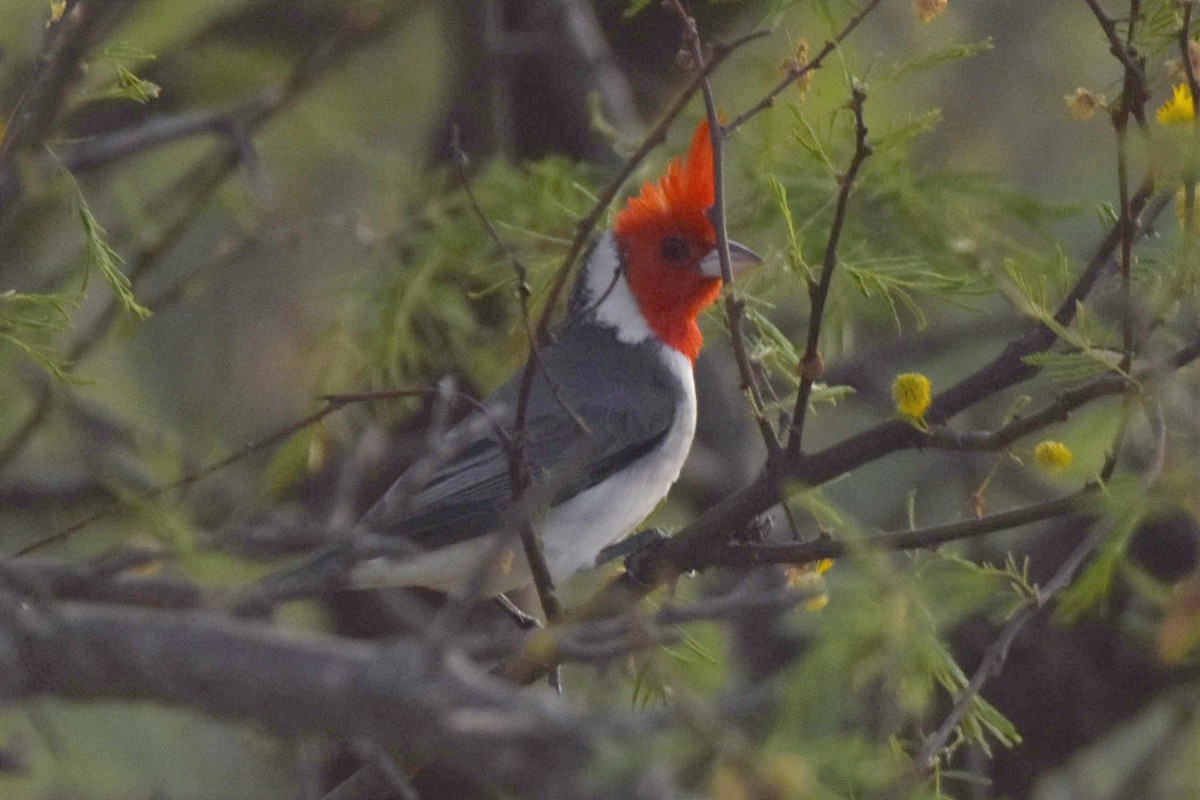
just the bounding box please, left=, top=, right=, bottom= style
left=594, top=527, right=669, bottom=567
left=494, top=593, right=540, bottom=630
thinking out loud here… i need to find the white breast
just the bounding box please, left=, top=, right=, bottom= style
left=539, top=345, right=696, bottom=582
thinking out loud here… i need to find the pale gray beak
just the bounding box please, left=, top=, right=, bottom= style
left=698, top=240, right=762, bottom=278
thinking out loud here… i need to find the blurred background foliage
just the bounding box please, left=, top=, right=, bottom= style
left=1, top=1, right=1200, bottom=799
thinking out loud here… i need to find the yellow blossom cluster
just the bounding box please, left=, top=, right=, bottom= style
left=1157, top=83, right=1196, bottom=125
left=1033, top=440, right=1073, bottom=472
left=892, top=373, right=932, bottom=422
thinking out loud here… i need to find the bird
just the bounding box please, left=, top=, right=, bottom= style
left=271, top=120, right=760, bottom=603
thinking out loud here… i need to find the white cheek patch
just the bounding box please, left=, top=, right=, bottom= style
left=584, top=232, right=653, bottom=344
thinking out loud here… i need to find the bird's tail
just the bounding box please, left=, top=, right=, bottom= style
left=231, top=541, right=358, bottom=617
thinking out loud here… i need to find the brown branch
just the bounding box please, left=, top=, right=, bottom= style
left=451, top=126, right=564, bottom=623
left=665, top=0, right=780, bottom=454
left=0, top=601, right=593, bottom=795
left=925, top=374, right=1131, bottom=451
left=1083, top=0, right=1151, bottom=368
left=1184, top=4, right=1200, bottom=118
left=1181, top=4, right=1199, bottom=235
left=667, top=491, right=1090, bottom=570
left=787, top=87, right=871, bottom=456
left=0, top=0, right=135, bottom=182
left=55, top=90, right=279, bottom=174
left=723, top=0, right=886, bottom=134
left=1081, top=0, right=1146, bottom=80
left=0, top=386, right=53, bottom=477
left=0, top=549, right=203, bottom=610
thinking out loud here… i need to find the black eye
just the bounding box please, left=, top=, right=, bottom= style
left=660, top=235, right=689, bottom=263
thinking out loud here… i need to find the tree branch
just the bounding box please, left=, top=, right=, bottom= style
left=0, top=0, right=135, bottom=191
left=723, top=0, right=886, bottom=134
left=668, top=492, right=1089, bottom=570
left=0, top=601, right=592, bottom=796
left=787, top=86, right=871, bottom=456
left=666, top=1, right=780, bottom=454
left=925, top=374, right=1131, bottom=451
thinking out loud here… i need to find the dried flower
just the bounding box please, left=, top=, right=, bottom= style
left=1033, top=440, right=1073, bottom=472
left=1064, top=87, right=1106, bottom=121
left=893, top=373, right=932, bottom=421
left=782, top=40, right=813, bottom=94
left=913, top=0, right=948, bottom=23
left=1167, top=40, right=1200, bottom=84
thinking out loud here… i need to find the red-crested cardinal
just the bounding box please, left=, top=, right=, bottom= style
left=294, top=121, right=759, bottom=598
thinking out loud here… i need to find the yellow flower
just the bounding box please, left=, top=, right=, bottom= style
left=49, top=0, right=66, bottom=24
left=1064, top=87, right=1105, bottom=121
left=1157, top=83, right=1195, bottom=125
left=893, top=373, right=932, bottom=421
left=1033, top=440, right=1073, bottom=472
left=913, top=0, right=947, bottom=23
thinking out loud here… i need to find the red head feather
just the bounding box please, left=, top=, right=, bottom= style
left=611, top=121, right=722, bottom=363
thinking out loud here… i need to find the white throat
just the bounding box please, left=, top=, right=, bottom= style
left=581, top=231, right=653, bottom=345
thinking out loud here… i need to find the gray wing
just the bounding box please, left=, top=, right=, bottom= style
left=358, top=323, right=680, bottom=549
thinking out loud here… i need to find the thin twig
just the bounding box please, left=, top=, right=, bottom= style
left=0, top=0, right=134, bottom=181
left=1181, top=4, right=1199, bottom=235
left=451, top=126, right=564, bottom=623
left=925, top=374, right=1131, bottom=451
left=723, top=0, right=886, bottom=134
left=56, top=90, right=279, bottom=174
left=10, top=389, right=438, bottom=557
left=665, top=0, right=780, bottom=454
left=1082, top=0, right=1146, bottom=79
left=787, top=87, right=871, bottom=456
left=661, top=491, right=1090, bottom=570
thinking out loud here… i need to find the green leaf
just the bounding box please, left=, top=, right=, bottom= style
left=623, top=0, right=654, bottom=17
left=768, top=174, right=812, bottom=278
left=86, top=43, right=161, bottom=104
left=0, top=290, right=78, bottom=380
left=844, top=257, right=984, bottom=332
left=885, top=38, right=995, bottom=83
left=1021, top=351, right=1118, bottom=382
left=78, top=201, right=152, bottom=320
left=1055, top=481, right=1149, bottom=623
left=871, top=109, right=943, bottom=156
